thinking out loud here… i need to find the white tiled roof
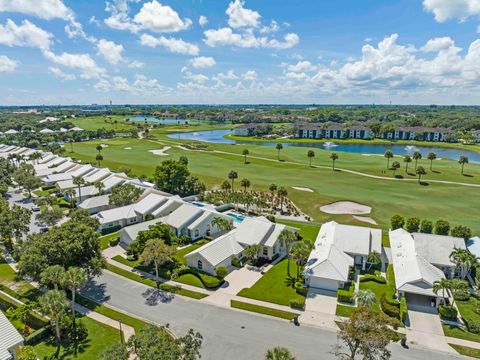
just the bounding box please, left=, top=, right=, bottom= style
left=79, top=194, right=110, bottom=210
left=84, top=168, right=111, bottom=183
left=102, top=175, right=126, bottom=191
left=186, top=230, right=245, bottom=265
left=412, top=232, right=466, bottom=267
left=133, top=193, right=168, bottom=215
left=0, top=311, right=23, bottom=360
left=161, top=204, right=202, bottom=229
left=234, top=216, right=274, bottom=247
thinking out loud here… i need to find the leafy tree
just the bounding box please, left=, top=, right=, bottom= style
left=265, top=347, right=296, bottom=360
left=179, top=156, right=189, bottom=165
left=128, top=223, right=178, bottom=257
left=330, top=152, right=339, bottom=170
left=7, top=301, right=35, bottom=334
left=242, top=149, right=249, bottom=164
left=15, top=170, right=40, bottom=198
left=354, top=289, right=376, bottom=308
left=307, top=150, right=315, bottom=167
left=459, top=155, right=469, bottom=175
left=450, top=225, right=472, bottom=240
left=277, top=186, right=288, bottom=213
left=93, top=181, right=105, bottom=195
left=240, top=178, right=251, bottom=191
left=435, top=219, right=450, bottom=235
left=68, top=208, right=100, bottom=229
left=390, top=214, right=405, bottom=230
left=403, top=155, right=412, bottom=173
left=139, top=239, right=175, bottom=286
left=0, top=198, right=31, bottom=249
left=37, top=207, right=64, bottom=227
left=420, top=219, right=433, bottom=234
left=427, top=152, right=437, bottom=171
left=178, top=329, right=203, bottom=360
left=39, top=290, right=68, bottom=351
left=228, top=170, right=238, bottom=191
left=153, top=159, right=191, bottom=195
left=406, top=217, right=420, bottom=233
left=384, top=150, right=393, bottom=169
left=416, top=166, right=426, bottom=183
left=40, top=265, right=65, bottom=290
left=334, top=306, right=399, bottom=360
left=221, top=180, right=231, bottom=191
left=215, top=266, right=228, bottom=279
left=18, top=346, right=37, bottom=360
left=391, top=161, right=400, bottom=176
left=109, top=183, right=143, bottom=207
left=276, top=143, right=283, bottom=161
left=99, top=343, right=128, bottom=360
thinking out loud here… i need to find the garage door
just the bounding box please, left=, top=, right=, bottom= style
left=309, top=277, right=339, bottom=291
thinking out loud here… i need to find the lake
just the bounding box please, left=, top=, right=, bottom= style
left=128, top=116, right=201, bottom=125
left=167, top=129, right=480, bottom=162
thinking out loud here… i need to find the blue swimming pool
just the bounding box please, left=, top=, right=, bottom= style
left=226, top=212, right=246, bottom=223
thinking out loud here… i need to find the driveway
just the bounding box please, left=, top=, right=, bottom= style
left=305, top=289, right=337, bottom=314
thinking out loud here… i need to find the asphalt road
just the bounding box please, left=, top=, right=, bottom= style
left=82, top=271, right=464, bottom=360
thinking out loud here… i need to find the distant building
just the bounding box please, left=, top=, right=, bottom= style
left=296, top=123, right=371, bottom=140
left=381, top=127, right=455, bottom=142
left=233, top=123, right=270, bottom=137
left=472, top=130, right=480, bottom=143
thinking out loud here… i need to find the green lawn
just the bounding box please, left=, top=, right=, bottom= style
left=443, top=298, right=480, bottom=342
left=276, top=219, right=321, bottom=243
left=237, top=259, right=305, bottom=307
left=0, top=256, right=38, bottom=299
left=359, top=280, right=390, bottom=310
left=336, top=304, right=357, bottom=318
left=449, top=344, right=480, bottom=358
left=98, top=232, right=119, bottom=250
left=69, top=126, right=480, bottom=235
left=34, top=316, right=119, bottom=360
left=231, top=300, right=298, bottom=320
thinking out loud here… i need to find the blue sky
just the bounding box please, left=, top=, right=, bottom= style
left=0, top=0, right=480, bottom=105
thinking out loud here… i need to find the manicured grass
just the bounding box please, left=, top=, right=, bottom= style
left=359, top=278, right=390, bottom=310
left=276, top=219, right=321, bottom=243
left=71, top=115, right=136, bottom=132
left=230, top=300, right=298, bottom=320
left=175, top=274, right=205, bottom=288
left=99, top=232, right=119, bottom=250
left=443, top=324, right=480, bottom=343
left=0, top=256, right=37, bottom=298
left=449, top=343, right=480, bottom=358
left=34, top=315, right=119, bottom=360
left=174, top=242, right=206, bottom=264
left=111, top=255, right=172, bottom=279
left=237, top=259, right=305, bottom=307
left=444, top=297, right=480, bottom=342
left=105, top=263, right=207, bottom=300
left=382, top=233, right=390, bottom=248
left=336, top=304, right=357, bottom=318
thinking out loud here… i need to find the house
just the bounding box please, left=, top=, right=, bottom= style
left=348, top=126, right=372, bottom=140
left=389, top=229, right=466, bottom=307
left=304, top=221, right=382, bottom=291
left=5, top=129, right=18, bottom=135
left=0, top=310, right=23, bottom=360
left=382, top=127, right=456, bottom=142
left=296, top=123, right=371, bottom=140
left=473, top=130, right=480, bottom=143
left=78, top=194, right=112, bottom=214
left=185, top=216, right=296, bottom=276
left=39, top=128, right=55, bottom=134
left=35, top=160, right=77, bottom=178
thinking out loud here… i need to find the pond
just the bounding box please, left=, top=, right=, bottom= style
left=127, top=116, right=201, bottom=125
left=167, top=129, right=480, bottom=162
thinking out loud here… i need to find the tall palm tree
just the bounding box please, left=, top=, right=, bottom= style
left=61, top=267, right=87, bottom=329
left=40, top=265, right=65, bottom=290
left=384, top=150, right=394, bottom=169
left=403, top=155, right=412, bottom=173
left=279, top=229, right=296, bottom=277
left=211, top=217, right=233, bottom=232
left=93, top=181, right=105, bottom=195
left=289, top=240, right=312, bottom=279
left=277, top=186, right=288, bottom=213
left=459, top=155, right=469, bottom=175
left=355, top=289, right=377, bottom=307
left=416, top=166, right=426, bottom=183
left=307, top=150, right=315, bottom=167
left=242, top=149, right=249, bottom=164
left=276, top=143, right=283, bottom=161
left=330, top=152, right=339, bottom=171
left=427, top=152, right=437, bottom=171
left=96, top=154, right=103, bottom=166
left=269, top=184, right=277, bottom=208
left=228, top=170, right=238, bottom=191
left=73, top=176, right=86, bottom=203
left=68, top=139, right=74, bottom=153
left=244, top=244, right=263, bottom=264
left=413, top=151, right=422, bottom=170
left=450, top=248, right=478, bottom=280
left=65, top=189, right=76, bottom=208
left=391, top=161, right=400, bottom=177
left=240, top=178, right=251, bottom=192
left=96, top=144, right=103, bottom=155
left=39, top=290, right=68, bottom=351
left=265, top=347, right=296, bottom=360
left=221, top=180, right=231, bottom=191
left=433, top=278, right=451, bottom=301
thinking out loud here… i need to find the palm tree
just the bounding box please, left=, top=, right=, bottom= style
left=277, top=186, right=288, bottom=213
left=307, top=150, right=315, bottom=167
left=450, top=248, right=478, bottom=280
left=265, top=347, right=296, bottom=360
left=433, top=278, right=452, bottom=302
left=459, top=155, right=469, bottom=175
left=289, top=240, right=312, bottom=279
left=39, top=290, right=68, bottom=351
left=228, top=170, right=238, bottom=191
left=244, top=244, right=263, bottom=264
left=221, top=180, right=231, bottom=191
left=413, top=151, right=422, bottom=170
left=276, top=143, right=283, bottom=161
left=330, top=152, right=338, bottom=171
left=279, top=229, right=296, bottom=277
left=40, top=265, right=65, bottom=290
left=367, top=251, right=381, bottom=271
left=242, top=149, right=249, bottom=164
left=96, top=154, right=103, bottom=166
left=211, top=217, right=233, bottom=232
left=268, top=184, right=277, bottom=207
left=73, top=176, right=85, bottom=203
left=403, top=155, right=412, bottom=173
left=68, top=139, right=74, bottom=153
left=140, top=239, right=175, bottom=287
left=240, top=178, right=251, bottom=192
left=355, top=289, right=376, bottom=307
left=61, top=267, right=87, bottom=332
left=65, top=188, right=76, bottom=208
left=96, top=144, right=103, bottom=155
left=384, top=150, right=394, bottom=169
left=391, top=161, right=400, bottom=177
left=93, top=181, right=105, bottom=195
left=427, top=152, right=437, bottom=171
left=416, top=166, right=426, bottom=183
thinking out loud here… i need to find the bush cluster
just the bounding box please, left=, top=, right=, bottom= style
left=438, top=304, right=458, bottom=320
left=101, top=225, right=122, bottom=235
left=360, top=274, right=387, bottom=284
left=337, top=282, right=355, bottom=304
left=175, top=266, right=223, bottom=289
left=400, top=297, right=408, bottom=323
left=290, top=300, right=305, bottom=310
left=294, top=281, right=308, bottom=296
left=231, top=257, right=241, bottom=267
left=380, top=293, right=400, bottom=319
left=453, top=289, right=470, bottom=301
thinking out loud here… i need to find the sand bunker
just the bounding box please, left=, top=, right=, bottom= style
left=149, top=146, right=171, bottom=156
left=124, top=147, right=132, bottom=150
left=320, top=201, right=371, bottom=215
left=353, top=215, right=377, bottom=225
left=291, top=186, right=314, bottom=192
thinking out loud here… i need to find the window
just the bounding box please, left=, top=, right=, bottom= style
left=197, top=260, right=203, bottom=270
left=263, top=247, right=268, bottom=256
left=194, top=229, right=199, bottom=238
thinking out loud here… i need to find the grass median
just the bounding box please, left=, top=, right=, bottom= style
left=231, top=300, right=298, bottom=320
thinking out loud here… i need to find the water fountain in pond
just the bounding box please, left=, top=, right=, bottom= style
left=323, top=142, right=338, bottom=148
left=404, top=145, right=420, bottom=153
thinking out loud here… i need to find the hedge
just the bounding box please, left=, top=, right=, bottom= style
left=290, top=300, right=305, bottom=310
left=400, top=297, right=408, bottom=323
left=0, top=292, right=49, bottom=329
left=101, top=225, right=122, bottom=235
left=360, top=274, right=387, bottom=284
left=387, top=264, right=396, bottom=288
left=453, top=290, right=470, bottom=301
left=174, top=266, right=223, bottom=289
left=337, top=282, right=355, bottom=304
left=294, top=282, right=308, bottom=296
left=109, top=237, right=120, bottom=247
left=438, top=304, right=458, bottom=321
left=380, top=293, right=400, bottom=319
left=24, top=327, right=51, bottom=345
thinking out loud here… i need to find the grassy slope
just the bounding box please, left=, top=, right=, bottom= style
left=443, top=298, right=480, bottom=342
left=449, top=344, right=480, bottom=358
left=231, top=300, right=298, bottom=320
left=68, top=124, right=480, bottom=234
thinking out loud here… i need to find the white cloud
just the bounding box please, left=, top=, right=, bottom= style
left=104, top=0, right=141, bottom=33
left=43, top=50, right=106, bottom=79
left=421, top=37, right=457, bottom=52
left=287, top=60, right=317, bottom=72
left=204, top=27, right=299, bottom=49
left=0, top=55, right=17, bottom=72
left=0, top=19, right=52, bottom=50
left=140, top=34, right=199, bottom=55
left=128, top=60, right=144, bottom=68
left=423, top=0, right=480, bottom=22
left=49, top=66, right=76, bottom=80
left=214, top=70, right=238, bottom=80
left=477, top=25, right=480, bottom=33
left=199, top=15, right=208, bottom=27
left=97, top=39, right=124, bottom=65
left=226, top=0, right=261, bottom=29
left=0, top=0, right=73, bottom=21
left=133, top=0, right=191, bottom=33
left=260, top=20, right=280, bottom=34
left=183, top=70, right=209, bottom=83
left=242, top=70, right=257, bottom=81
left=189, top=56, right=216, bottom=69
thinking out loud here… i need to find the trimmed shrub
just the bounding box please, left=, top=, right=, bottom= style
left=290, top=300, right=305, bottom=310
left=175, top=266, right=223, bottom=289
left=438, top=304, right=458, bottom=321
left=109, top=237, right=120, bottom=247
left=387, top=264, right=396, bottom=288
left=231, top=257, right=241, bottom=268
left=453, top=290, right=470, bottom=301
left=101, top=225, right=122, bottom=235
left=360, top=274, right=386, bottom=284
left=348, top=267, right=356, bottom=281
left=294, top=282, right=308, bottom=296
left=380, top=293, right=400, bottom=319
left=24, top=327, right=51, bottom=345
left=144, top=214, right=154, bottom=221
left=215, top=266, right=229, bottom=280
left=466, top=320, right=480, bottom=334
left=400, top=297, right=408, bottom=323
left=337, top=289, right=354, bottom=304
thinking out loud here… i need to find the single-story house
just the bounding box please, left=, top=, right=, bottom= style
left=467, top=236, right=480, bottom=258
left=185, top=216, right=296, bottom=276
left=84, top=168, right=111, bottom=184
left=78, top=194, right=112, bottom=214
left=304, top=221, right=382, bottom=291
left=0, top=310, right=23, bottom=360
left=35, top=160, right=77, bottom=178
left=39, top=128, right=55, bottom=134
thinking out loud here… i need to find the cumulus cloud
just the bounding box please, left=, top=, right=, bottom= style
left=134, top=0, right=192, bottom=33
left=287, top=60, right=317, bottom=72
left=140, top=34, right=199, bottom=55
left=0, top=55, right=17, bottom=72
left=49, top=66, right=76, bottom=80
left=199, top=15, right=208, bottom=27
left=189, top=56, right=216, bottom=69
left=260, top=20, right=280, bottom=34
left=214, top=70, right=238, bottom=81
left=204, top=28, right=299, bottom=49
left=0, top=19, right=52, bottom=50
left=0, top=0, right=73, bottom=21
left=43, top=50, right=106, bottom=79
left=242, top=70, right=257, bottom=81
left=183, top=70, right=209, bottom=83
left=423, top=0, right=480, bottom=22
left=128, top=60, right=144, bottom=68
left=226, top=0, right=261, bottom=28
left=421, top=37, right=457, bottom=52
left=97, top=39, right=124, bottom=65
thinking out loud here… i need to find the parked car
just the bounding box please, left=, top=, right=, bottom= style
left=39, top=227, right=49, bottom=233
left=32, top=205, right=40, bottom=212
